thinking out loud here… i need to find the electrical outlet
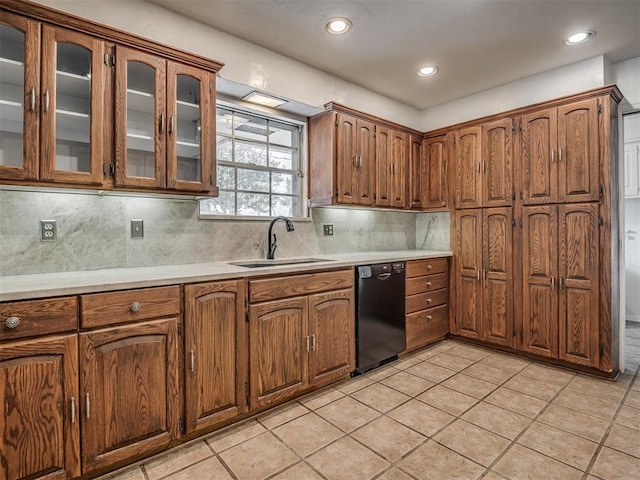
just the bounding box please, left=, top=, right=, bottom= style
left=40, top=220, right=57, bottom=241
left=323, top=224, right=334, bottom=236
left=131, top=219, right=144, bottom=239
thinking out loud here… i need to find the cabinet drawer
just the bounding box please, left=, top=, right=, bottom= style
left=405, top=304, right=449, bottom=352
left=406, top=273, right=448, bottom=296
left=249, top=269, right=353, bottom=303
left=1, top=296, right=78, bottom=341
left=406, top=288, right=448, bottom=314
left=406, top=258, right=448, bottom=278
left=81, top=286, right=181, bottom=329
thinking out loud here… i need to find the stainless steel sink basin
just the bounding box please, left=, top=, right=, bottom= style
left=229, top=258, right=333, bottom=268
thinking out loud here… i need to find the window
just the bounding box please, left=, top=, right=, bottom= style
left=199, top=105, right=304, bottom=217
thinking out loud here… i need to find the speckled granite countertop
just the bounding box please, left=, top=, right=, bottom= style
left=0, top=250, right=452, bottom=301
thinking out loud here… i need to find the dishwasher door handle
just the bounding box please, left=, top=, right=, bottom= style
left=376, top=273, right=392, bottom=279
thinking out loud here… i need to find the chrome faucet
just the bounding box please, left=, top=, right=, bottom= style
left=267, top=216, right=295, bottom=259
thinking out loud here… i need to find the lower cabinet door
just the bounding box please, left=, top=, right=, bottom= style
left=249, top=297, right=308, bottom=409
left=79, top=318, right=180, bottom=473
left=0, top=335, right=80, bottom=480
left=184, top=281, right=247, bottom=434
left=308, top=289, right=355, bottom=386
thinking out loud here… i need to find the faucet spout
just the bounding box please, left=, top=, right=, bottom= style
left=267, top=216, right=295, bottom=260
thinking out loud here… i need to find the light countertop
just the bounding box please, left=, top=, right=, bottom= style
left=0, top=250, right=452, bottom=301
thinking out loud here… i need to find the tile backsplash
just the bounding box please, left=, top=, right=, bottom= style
left=0, top=189, right=450, bottom=276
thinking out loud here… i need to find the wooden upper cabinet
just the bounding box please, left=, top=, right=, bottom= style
left=557, top=98, right=600, bottom=203
left=423, top=134, right=449, bottom=209
left=375, top=125, right=392, bottom=207
left=482, top=207, right=513, bottom=346
left=482, top=118, right=513, bottom=207
left=521, top=205, right=558, bottom=358
left=335, top=112, right=375, bottom=205
left=184, top=281, right=247, bottom=435
left=454, top=209, right=482, bottom=338
left=521, top=108, right=557, bottom=205
left=355, top=117, right=376, bottom=205
left=0, top=12, right=40, bottom=182
left=454, top=126, right=482, bottom=209
left=389, top=130, right=408, bottom=208
left=0, top=334, right=80, bottom=480
left=308, top=289, right=355, bottom=386
left=79, top=318, right=180, bottom=472
left=558, top=203, right=599, bottom=366
left=408, top=134, right=424, bottom=209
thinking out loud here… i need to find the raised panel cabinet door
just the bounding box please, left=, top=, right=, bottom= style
left=522, top=205, right=558, bottom=358
left=424, top=134, right=449, bottom=209
left=335, top=112, right=357, bottom=204
left=557, top=98, right=600, bottom=203
left=308, top=289, right=355, bottom=386
left=0, top=335, right=80, bottom=480
left=40, top=26, right=106, bottom=185
left=558, top=203, right=599, bottom=366
left=375, top=125, right=392, bottom=207
left=521, top=108, right=558, bottom=204
left=249, top=297, right=308, bottom=409
left=454, top=209, right=482, bottom=338
left=166, top=62, right=214, bottom=193
left=355, top=118, right=376, bottom=206
left=0, top=13, right=40, bottom=181
left=482, top=118, right=513, bottom=207
left=79, top=318, right=180, bottom=473
left=408, top=135, right=425, bottom=209
left=482, top=207, right=514, bottom=346
left=390, top=130, right=408, bottom=208
left=184, top=281, right=247, bottom=435
left=114, top=45, right=167, bottom=189
left=454, top=126, right=482, bottom=208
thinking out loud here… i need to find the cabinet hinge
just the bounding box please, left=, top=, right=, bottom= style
left=335, top=119, right=339, bottom=127
left=209, top=82, right=213, bottom=94
left=103, top=163, right=114, bottom=177
left=373, top=132, right=376, bottom=138
left=103, top=53, right=109, bottom=65
left=104, top=53, right=115, bottom=67
left=599, top=217, right=604, bottom=227
left=178, top=418, right=183, bottom=432
left=599, top=184, right=604, bottom=197
left=210, top=174, right=214, bottom=186
left=511, top=119, right=516, bottom=133
left=177, top=322, right=182, bottom=336
left=373, top=192, right=377, bottom=200
left=110, top=164, right=115, bottom=176
left=335, top=188, right=339, bottom=197
left=245, top=381, right=250, bottom=406
left=520, top=219, right=523, bottom=228
left=597, top=103, right=602, bottom=114
left=512, top=191, right=516, bottom=201
left=599, top=345, right=604, bottom=357
left=512, top=218, right=516, bottom=228
left=512, top=328, right=516, bottom=337
left=245, top=310, right=250, bottom=323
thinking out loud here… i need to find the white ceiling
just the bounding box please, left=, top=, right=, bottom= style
left=148, top=0, right=640, bottom=109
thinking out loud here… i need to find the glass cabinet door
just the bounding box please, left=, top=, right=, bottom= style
left=114, top=46, right=166, bottom=189
left=40, top=26, right=105, bottom=185
left=166, top=62, right=214, bottom=193
left=0, top=12, right=39, bottom=181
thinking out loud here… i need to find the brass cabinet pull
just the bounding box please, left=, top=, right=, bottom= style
left=70, top=397, right=76, bottom=424
left=85, top=393, right=90, bottom=420
left=5, top=316, right=20, bottom=329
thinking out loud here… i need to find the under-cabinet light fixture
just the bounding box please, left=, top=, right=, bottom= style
left=243, top=91, right=287, bottom=108
left=325, top=17, right=352, bottom=35
left=565, top=31, right=595, bottom=45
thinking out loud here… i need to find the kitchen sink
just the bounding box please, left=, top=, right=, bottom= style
left=229, top=258, right=333, bottom=268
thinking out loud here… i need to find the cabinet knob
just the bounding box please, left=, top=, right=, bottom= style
left=426, top=315, right=433, bottom=320
left=5, top=316, right=20, bottom=329
left=426, top=281, right=433, bottom=286
left=426, top=264, right=433, bottom=270
left=442, top=201, right=447, bottom=207
left=130, top=302, right=141, bottom=313
left=427, top=298, right=432, bottom=303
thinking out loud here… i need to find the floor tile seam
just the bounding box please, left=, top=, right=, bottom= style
left=268, top=411, right=348, bottom=458
left=262, top=458, right=330, bottom=480
left=144, top=454, right=226, bottom=480
left=371, top=464, right=420, bottom=480
left=582, top=364, right=640, bottom=477
left=255, top=400, right=313, bottom=430
left=482, top=394, right=546, bottom=419
left=202, top=439, right=241, bottom=480
left=561, top=383, right=629, bottom=405
left=427, top=434, right=509, bottom=470
left=347, top=387, right=415, bottom=414
left=417, top=389, right=483, bottom=417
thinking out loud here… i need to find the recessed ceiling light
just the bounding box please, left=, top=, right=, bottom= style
left=565, top=31, right=595, bottom=45
left=417, top=66, right=438, bottom=77
left=325, top=17, right=352, bottom=35
left=243, top=91, right=287, bottom=108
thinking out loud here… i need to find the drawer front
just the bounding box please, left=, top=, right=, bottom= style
left=81, top=286, right=181, bottom=329
left=249, top=269, right=353, bottom=303
left=406, top=273, right=448, bottom=296
left=1, top=296, right=78, bottom=341
left=406, top=288, right=448, bottom=314
left=406, top=258, right=448, bottom=278
left=405, top=304, right=449, bottom=352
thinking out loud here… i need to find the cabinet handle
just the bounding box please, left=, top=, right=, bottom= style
left=5, top=316, right=20, bottom=329
left=70, top=397, right=76, bottom=424
left=357, top=155, right=362, bottom=168
left=482, top=161, right=486, bottom=172
left=477, top=269, right=481, bottom=281
left=190, top=349, right=195, bottom=372
left=442, top=201, right=447, bottom=207
left=169, top=115, right=174, bottom=135
left=558, top=149, right=563, bottom=162
left=559, top=277, right=564, bottom=290
left=305, top=336, right=310, bottom=352
left=551, top=150, right=555, bottom=162
left=85, top=393, right=90, bottom=420
left=159, top=113, right=165, bottom=133
left=483, top=269, right=487, bottom=281
left=426, top=281, right=433, bottom=286
left=391, top=163, right=396, bottom=174
left=476, top=162, right=480, bottom=172
left=130, top=302, right=141, bottom=313
left=353, top=154, right=358, bottom=167
left=311, top=335, right=316, bottom=351
left=426, top=315, right=433, bottom=320
left=44, top=89, right=50, bottom=113
left=426, top=298, right=432, bottom=304
left=30, top=87, right=36, bottom=112
left=551, top=276, right=555, bottom=290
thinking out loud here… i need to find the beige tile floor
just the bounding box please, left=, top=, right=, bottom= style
left=102, top=340, right=640, bottom=480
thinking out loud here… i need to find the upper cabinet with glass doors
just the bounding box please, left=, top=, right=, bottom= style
left=0, top=13, right=105, bottom=185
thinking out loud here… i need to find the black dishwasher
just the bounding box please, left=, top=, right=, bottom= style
left=354, top=262, right=406, bottom=374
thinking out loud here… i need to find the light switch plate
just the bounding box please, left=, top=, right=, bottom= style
left=131, top=220, right=144, bottom=239
left=40, top=220, right=57, bottom=241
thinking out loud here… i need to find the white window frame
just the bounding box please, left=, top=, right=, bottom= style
left=199, top=101, right=308, bottom=220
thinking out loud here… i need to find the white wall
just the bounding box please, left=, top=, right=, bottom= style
left=610, top=57, right=640, bottom=111
left=31, top=0, right=424, bottom=129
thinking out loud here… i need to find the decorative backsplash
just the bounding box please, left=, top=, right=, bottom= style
left=0, top=189, right=450, bottom=276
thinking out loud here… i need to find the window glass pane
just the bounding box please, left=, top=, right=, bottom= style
left=216, top=107, right=233, bottom=136
left=269, top=145, right=294, bottom=169
left=271, top=195, right=294, bottom=217
left=235, top=139, right=267, bottom=166
left=201, top=191, right=235, bottom=215
left=234, top=114, right=267, bottom=142
left=176, top=74, right=201, bottom=182
left=0, top=24, right=25, bottom=167
left=126, top=61, right=155, bottom=178
left=237, top=168, right=269, bottom=193
left=217, top=165, right=235, bottom=189
left=269, top=122, right=295, bottom=147
left=272, top=172, right=293, bottom=194
left=216, top=135, right=232, bottom=161
left=237, top=192, right=269, bottom=216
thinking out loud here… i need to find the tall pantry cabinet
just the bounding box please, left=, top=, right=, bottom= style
left=449, top=86, right=621, bottom=374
